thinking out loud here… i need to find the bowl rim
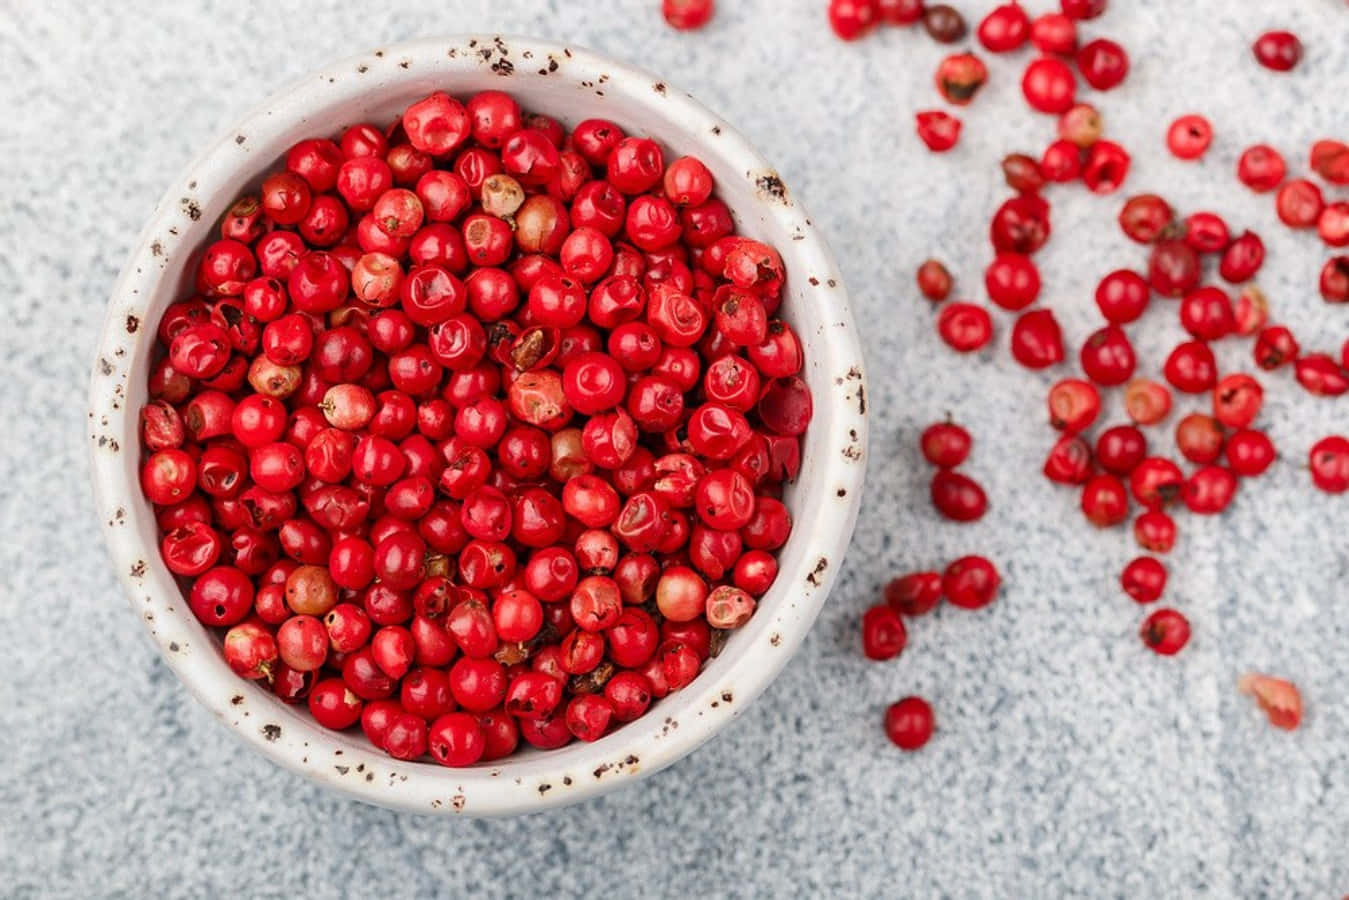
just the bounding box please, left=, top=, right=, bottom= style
left=88, top=34, right=867, bottom=816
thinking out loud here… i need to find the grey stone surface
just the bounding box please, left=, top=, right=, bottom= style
left=1, top=0, right=1347, bottom=896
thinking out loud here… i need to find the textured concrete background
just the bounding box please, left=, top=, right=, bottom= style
left=2, top=0, right=1347, bottom=896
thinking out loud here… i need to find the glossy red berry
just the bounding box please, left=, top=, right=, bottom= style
left=1030, top=13, right=1076, bottom=54
left=1077, top=38, right=1129, bottom=90
left=1253, top=325, right=1299, bottom=370
left=1319, top=256, right=1349, bottom=303
left=937, top=303, right=993, bottom=353
left=1079, top=326, right=1136, bottom=386
left=1252, top=30, right=1302, bottom=71
left=1213, top=374, right=1263, bottom=429
left=1118, top=194, right=1173, bottom=245
left=984, top=253, right=1041, bottom=310
left=1096, top=425, right=1147, bottom=475
left=828, top=0, right=880, bottom=40
left=1021, top=57, right=1077, bottom=114
left=942, top=555, right=1000, bottom=609
left=1121, top=557, right=1166, bottom=603
left=884, top=696, right=934, bottom=751
left=990, top=194, right=1051, bottom=254
left=915, top=111, right=962, bottom=152
left=1043, top=434, right=1092, bottom=484
left=1010, top=309, right=1065, bottom=369
left=1166, top=115, right=1213, bottom=160
left=1133, top=511, right=1176, bottom=554
left=1276, top=179, right=1325, bottom=228
left=920, top=421, right=972, bottom=468
left=1184, top=466, right=1239, bottom=514
left=1236, top=145, right=1287, bottom=193
left=930, top=471, right=988, bottom=522
left=1295, top=354, right=1349, bottom=396
left=1309, top=436, right=1349, bottom=493
left=1225, top=429, right=1276, bottom=477
left=917, top=259, right=954, bottom=301
left=1179, top=287, right=1235, bottom=341
left=884, top=572, right=943, bottom=617
left=1219, top=231, right=1265, bottom=283
left=1182, top=212, right=1230, bottom=253
left=977, top=3, right=1030, bottom=52
left=1094, top=270, right=1150, bottom=324
left=1163, top=340, right=1218, bottom=393
left=1081, top=474, right=1129, bottom=527
left=662, top=0, right=714, bottom=29
left=862, top=605, right=908, bottom=661
left=1140, top=608, right=1190, bottom=655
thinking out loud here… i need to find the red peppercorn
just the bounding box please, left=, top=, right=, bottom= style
left=1213, top=374, right=1264, bottom=429
left=1148, top=240, right=1201, bottom=298
left=935, top=53, right=989, bottom=105
left=1030, top=13, right=1076, bottom=55
left=1047, top=378, right=1100, bottom=432
left=1253, top=325, right=1299, bottom=370
left=1094, top=269, right=1150, bottom=324
left=915, top=110, right=962, bottom=152
left=662, top=0, right=714, bottom=30
left=1225, top=429, right=1276, bottom=477
left=930, top=470, right=989, bottom=522
left=917, top=258, right=954, bottom=301
left=861, top=604, right=908, bottom=661
left=920, top=421, right=972, bottom=468
left=1001, top=153, right=1046, bottom=194
left=942, top=555, right=1000, bottom=609
left=922, top=4, right=967, bottom=42
left=1079, top=325, right=1136, bottom=386
left=1059, top=0, right=1104, bottom=19
left=1021, top=57, right=1077, bottom=114
left=1236, top=145, right=1287, bottom=193
left=878, top=0, right=923, bottom=25
left=1121, top=557, right=1166, bottom=604
left=1118, top=194, right=1173, bottom=244
left=1096, top=425, right=1147, bottom=475
left=884, top=697, right=935, bottom=751
left=1040, top=139, right=1083, bottom=183
left=1077, top=39, right=1129, bottom=90
left=1081, top=474, right=1129, bottom=527
left=1175, top=413, right=1225, bottom=465
left=937, top=303, right=994, bottom=353
left=1252, top=30, right=1303, bottom=72
left=885, top=572, right=943, bottom=617
left=1123, top=379, right=1171, bottom=426
left=1010, top=309, right=1065, bottom=369
left=1043, top=434, right=1092, bottom=485
left=1082, top=141, right=1131, bottom=194
left=1166, top=115, right=1213, bottom=161
left=1294, top=354, right=1349, bottom=396
left=990, top=194, right=1051, bottom=254
left=1309, top=436, right=1349, bottom=493
left=1319, top=256, right=1349, bottom=303
left=1133, top=511, right=1176, bottom=554
left=977, top=3, right=1030, bottom=52
left=1140, top=608, right=1190, bottom=655
left=1184, top=466, right=1239, bottom=515
left=828, top=0, right=880, bottom=40
left=1319, top=203, right=1349, bottom=248
left=1178, top=287, right=1235, bottom=341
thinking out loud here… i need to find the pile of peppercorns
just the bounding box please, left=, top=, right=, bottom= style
left=139, top=87, right=814, bottom=764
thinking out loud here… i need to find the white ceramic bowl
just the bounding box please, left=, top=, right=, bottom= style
left=89, top=35, right=867, bottom=816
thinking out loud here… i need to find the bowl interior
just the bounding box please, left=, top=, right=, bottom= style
left=91, top=36, right=866, bottom=814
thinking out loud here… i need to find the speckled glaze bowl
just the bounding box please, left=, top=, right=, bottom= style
left=89, top=35, right=867, bottom=816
